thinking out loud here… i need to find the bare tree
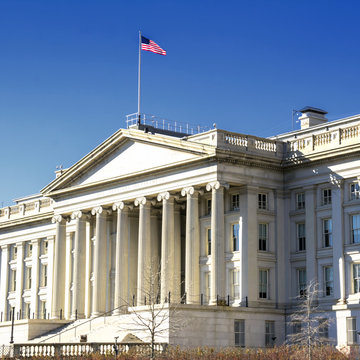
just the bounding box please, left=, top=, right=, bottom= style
left=287, top=280, right=333, bottom=360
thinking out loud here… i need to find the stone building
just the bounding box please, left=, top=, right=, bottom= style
left=1, top=107, right=360, bottom=348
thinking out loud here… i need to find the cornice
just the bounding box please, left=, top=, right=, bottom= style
left=0, top=212, right=54, bottom=230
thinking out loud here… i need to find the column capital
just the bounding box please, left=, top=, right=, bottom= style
left=134, top=197, right=147, bottom=206
left=52, top=214, right=68, bottom=224
left=181, top=186, right=204, bottom=197
left=15, top=241, right=24, bottom=248
left=329, top=173, right=343, bottom=188
left=157, top=191, right=171, bottom=201
left=206, top=181, right=229, bottom=192
left=1, top=244, right=9, bottom=251
left=112, top=201, right=133, bottom=211
left=71, top=210, right=90, bottom=220
left=91, top=206, right=112, bottom=216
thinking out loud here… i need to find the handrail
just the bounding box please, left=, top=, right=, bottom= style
left=39, top=305, right=128, bottom=343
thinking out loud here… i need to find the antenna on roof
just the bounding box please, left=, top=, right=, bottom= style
left=292, top=109, right=301, bottom=130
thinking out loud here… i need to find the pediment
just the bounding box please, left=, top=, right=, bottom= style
left=42, top=129, right=214, bottom=194
left=72, top=140, right=202, bottom=186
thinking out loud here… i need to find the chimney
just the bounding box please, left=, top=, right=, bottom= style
left=298, top=106, right=328, bottom=129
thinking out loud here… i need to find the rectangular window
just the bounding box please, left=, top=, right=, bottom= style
left=205, top=272, right=211, bottom=303
left=296, top=193, right=305, bottom=210
left=231, top=269, right=240, bottom=299
left=231, top=194, right=240, bottom=211
left=10, top=269, right=17, bottom=292
left=324, top=266, right=333, bottom=296
left=25, top=266, right=32, bottom=290
left=351, top=215, right=360, bottom=244
left=234, top=320, right=245, bottom=347
left=26, top=243, right=33, bottom=258
left=318, top=319, right=329, bottom=340
left=297, top=223, right=306, bottom=251
left=350, top=183, right=360, bottom=200
left=322, top=188, right=332, bottom=205
left=323, top=219, right=332, bottom=247
left=207, top=199, right=212, bottom=215
left=11, top=245, right=17, bottom=260
left=25, top=303, right=31, bottom=319
left=353, top=264, right=360, bottom=293
left=258, top=193, right=268, bottom=210
left=40, top=300, right=47, bottom=320
left=259, top=223, right=268, bottom=251
left=207, top=228, right=211, bottom=255
left=347, top=317, right=357, bottom=345
left=259, top=269, right=268, bottom=299
left=265, top=320, right=275, bottom=347
left=298, top=269, right=306, bottom=297
left=293, top=321, right=301, bottom=334
left=232, top=223, right=239, bottom=251
left=41, top=239, right=48, bottom=255
left=41, top=264, right=48, bottom=287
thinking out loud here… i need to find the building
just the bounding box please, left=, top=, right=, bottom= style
left=1, top=107, right=360, bottom=348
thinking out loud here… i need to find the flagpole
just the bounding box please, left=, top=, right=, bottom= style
left=137, top=31, right=141, bottom=126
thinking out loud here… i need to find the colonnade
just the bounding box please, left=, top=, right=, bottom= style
left=51, top=181, right=228, bottom=320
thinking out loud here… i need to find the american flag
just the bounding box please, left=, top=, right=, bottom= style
left=141, top=36, right=167, bottom=56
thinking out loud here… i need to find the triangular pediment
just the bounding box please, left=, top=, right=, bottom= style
left=42, top=129, right=214, bottom=194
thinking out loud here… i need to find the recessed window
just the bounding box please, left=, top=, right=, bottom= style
left=350, top=183, right=360, bottom=200
left=318, top=319, right=329, bottom=340
left=324, top=266, right=333, bottom=296
left=265, top=320, right=275, bottom=347
left=26, top=243, right=33, bottom=258
left=207, top=199, right=212, bottom=215
left=40, top=300, right=47, bottom=320
left=258, top=193, right=268, bottom=210
left=234, top=320, right=245, bottom=347
left=347, top=317, right=357, bottom=345
left=297, top=223, right=306, bottom=251
left=351, top=215, right=360, bottom=244
left=232, top=223, right=239, bottom=251
left=296, top=193, right=305, bottom=210
left=10, top=269, right=17, bottom=292
left=353, top=264, right=360, bottom=293
left=207, top=228, right=211, bottom=255
left=231, top=269, right=240, bottom=299
left=41, top=239, right=48, bottom=255
left=259, top=223, right=268, bottom=251
left=25, top=266, right=32, bottom=290
left=293, top=321, right=301, bottom=334
left=231, top=194, right=240, bottom=211
left=322, top=188, right=332, bottom=205
left=298, top=269, right=306, bottom=297
left=259, top=269, right=268, bottom=299
left=323, top=219, right=332, bottom=247
left=40, top=264, right=48, bottom=287
left=11, top=245, right=17, bottom=260
left=205, top=272, right=211, bottom=303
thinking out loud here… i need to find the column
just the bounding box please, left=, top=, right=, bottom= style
left=134, top=197, right=151, bottom=305
left=206, top=181, right=226, bottom=304
left=150, top=210, right=160, bottom=300
left=91, top=206, right=111, bottom=317
left=305, top=186, right=317, bottom=285
left=30, top=239, right=40, bottom=319
left=71, top=210, right=88, bottom=319
left=112, top=202, right=130, bottom=314
left=181, top=186, right=201, bottom=304
left=239, top=186, right=258, bottom=304
left=332, top=181, right=345, bottom=302
left=174, top=205, right=182, bottom=302
left=15, top=242, right=24, bottom=318
left=51, top=215, right=67, bottom=319
left=158, top=192, right=175, bottom=303
left=0, top=245, right=9, bottom=320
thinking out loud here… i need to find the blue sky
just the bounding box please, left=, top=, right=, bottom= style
left=1, top=0, right=360, bottom=205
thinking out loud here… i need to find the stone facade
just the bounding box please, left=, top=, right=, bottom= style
left=1, top=107, right=360, bottom=347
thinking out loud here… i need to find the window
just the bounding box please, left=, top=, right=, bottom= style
left=323, top=219, right=332, bottom=247
left=231, top=269, right=240, bottom=299
left=25, top=266, right=32, bottom=290
left=24, top=303, right=31, bottom=319
left=234, top=320, right=245, bottom=347
left=10, top=269, right=17, bottom=292
left=205, top=272, right=211, bottom=303
left=41, top=239, right=48, bottom=255
left=232, top=223, right=239, bottom=251
left=40, top=264, right=48, bottom=287
left=259, top=269, right=268, bottom=299
left=231, top=194, right=240, bottom=211
left=351, top=215, right=360, bottom=244
left=26, top=243, right=33, bottom=258
left=350, top=183, right=360, bottom=200
left=207, top=228, right=211, bottom=255
left=322, top=188, right=332, bottom=205
left=265, top=320, right=275, bottom=347
left=297, top=223, right=306, bottom=251
left=11, top=245, right=17, bottom=260
left=207, top=199, right=211, bottom=215
left=258, top=193, right=268, bottom=210
left=353, top=264, right=360, bottom=293
left=318, top=319, right=329, bottom=340
left=296, top=193, right=305, bottom=210
left=259, top=223, right=268, bottom=251
left=347, top=317, right=357, bottom=345
left=293, top=321, right=301, bottom=335
left=324, top=266, right=333, bottom=296
left=40, top=300, right=47, bottom=320
left=298, top=269, right=306, bottom=297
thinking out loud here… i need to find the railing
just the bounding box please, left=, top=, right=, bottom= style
left=12, top=342, right=167, bottom=357
left=126, top=113, right=210, bottom=135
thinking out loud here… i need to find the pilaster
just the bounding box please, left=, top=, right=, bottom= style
left=0, top=245, right=9, bottom=320
left=30, top=239, right=40, bottom=319
left=15, top=242, right=24, bottom=318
